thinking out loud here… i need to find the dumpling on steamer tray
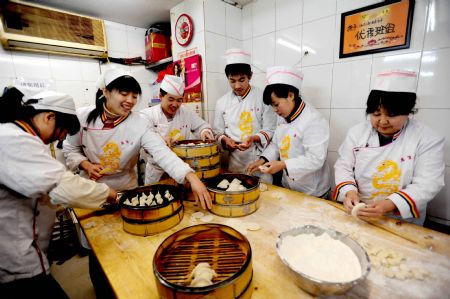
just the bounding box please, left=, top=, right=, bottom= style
left=155, top=191, right=164, bottom=205
left=164, top=190, right=174, bottom=201
left=139, top=193, right=148, bottom=206
left=188, top=263, right=217, bottom=287
left=226, top=178, right=247, bottom=192
left=130, top=196, right=139, bottom=206
left=217, top=179, right=230, bottom=189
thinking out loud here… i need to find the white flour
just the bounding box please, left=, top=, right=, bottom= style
left=280, top=233, right=361, bottom=283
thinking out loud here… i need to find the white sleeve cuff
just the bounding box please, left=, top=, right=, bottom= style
left=49, top=171, right=110, bottom=210
left=388, top=192, right=419, bottom=219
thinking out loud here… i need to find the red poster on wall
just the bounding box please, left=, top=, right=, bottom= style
left=173, top=54, right=202, bottom=103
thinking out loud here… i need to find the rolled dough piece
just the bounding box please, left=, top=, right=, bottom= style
left=192, top=211, right=205, bottom=219
left=351, top=202, right=367, bottom=217
left=200, top=215, right=214, bottom=222
left=245, top=222, right=261, bottom=231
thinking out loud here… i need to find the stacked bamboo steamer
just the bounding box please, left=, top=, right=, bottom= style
left=153, top=224, right=253, bottom=299
left=206, top=173, right=261, bottom=217
left=119, top=185, right=183, bottom=236
left=172, top=140, right=221, bottom=201
left=172, top=139, right=220, bottom=180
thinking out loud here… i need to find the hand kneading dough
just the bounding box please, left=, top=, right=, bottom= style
left=258, top=165, right=269, bottom=172
left=351, top=202, right=367, bottom=217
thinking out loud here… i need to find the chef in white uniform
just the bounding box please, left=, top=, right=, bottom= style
left=213, top=49, right=277, bottom=180
left=0, top=87, right=117, bottom=297
left=333, top=70, right=445, bottom=226
left=63, top=68, right=211, bottom=209
left=140, top=75, right=214, bottom=184
left=247, top=66, right=331, bottom=197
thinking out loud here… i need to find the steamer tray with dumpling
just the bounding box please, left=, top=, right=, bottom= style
left=206, top=174, right=260, bottom=217
left=153, top=224, right=253, bottom=299
left=172, top=140, right=218, bottom=158
left=119, top=185, right=183, bottom=236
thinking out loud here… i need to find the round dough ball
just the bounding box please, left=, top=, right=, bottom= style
left=351, top=202, right=367, bottom=217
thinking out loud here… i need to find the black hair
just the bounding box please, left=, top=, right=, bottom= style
left=173, top=62, right=182, bottom=76
left=366, top=90, right=416, bottom=116
left=225, top=63, right=252, bottom=78
left=263, top=84, right=301, bottom=106
left=0, top=87, right=80, bottom=135
left=160, top=89, right=167, bottom=97
left=87, top=75, right=142, bottom=124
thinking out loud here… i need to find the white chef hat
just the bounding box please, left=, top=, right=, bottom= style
left=374, top=70, right=418, bottom=93
left=95, top=68, right=134, bottom=90
left=160, top=75, right=184, bottom=96
left=225, top=48, right=251, bottom=65
left=24, top=90, right=76, bottom=115
left=265, top=66, right=304, bottom=90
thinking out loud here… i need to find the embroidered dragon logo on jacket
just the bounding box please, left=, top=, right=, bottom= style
left=238, top=111, right=253, bottom=140
left=168, top=128, right=184, bottom=142
left=280, top=135, right=291, bottom=159
left=371, top=159, right=401, bottom=200
left=99, top=141, right=121, bottom=174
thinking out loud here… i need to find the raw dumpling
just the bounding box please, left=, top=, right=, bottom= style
left=217, top=179, right=230, bottom=189
left=226, top=178, right=247, bottom=192
left=230, top=178, right=241, bottom=185
left=130, top=196, right=139, bottom=206
left=258, top=165, right=269, bottom=172
left=123, top=198, right=132, bottom=206
left=188, top=263, right=217, bottom=287
left=139, top=193, right=148, bottom=206
left=164, top=190, right=174, bottom=201
left=155, top=192, right=164, bottom=204
left=351, top=202, right=367, bottom=217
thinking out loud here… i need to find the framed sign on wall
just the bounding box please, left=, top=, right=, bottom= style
left=339, top=0, right=415, bottom=58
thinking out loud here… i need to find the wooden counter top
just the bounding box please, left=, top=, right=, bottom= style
left=73, top=185, right=450, bottom=299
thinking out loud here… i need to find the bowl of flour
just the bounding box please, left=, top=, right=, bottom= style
left=276, top=225, right=370, bottom=296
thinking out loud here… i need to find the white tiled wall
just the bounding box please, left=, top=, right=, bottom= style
left=167, top=0, right=450, bottom=222
left=200, top=0, right=243, bottom=121
left=201, top=0, right=450, bottom=224
left=0, top=20, right=155, bottom=110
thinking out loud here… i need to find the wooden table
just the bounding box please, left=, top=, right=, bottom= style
left=73, top=185, right=450, bottom=299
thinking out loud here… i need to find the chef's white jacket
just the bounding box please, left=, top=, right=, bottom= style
left=140, top=104, right=213, bottom=184
left=0, top=121, right=110, bottom=283
left=63, top=106, right=193, bottom=190
left=333, top=119, right=445, bottom=225
left=262, top=100, right=331, bottom=197
left=213, top=86, right=277, bottom=172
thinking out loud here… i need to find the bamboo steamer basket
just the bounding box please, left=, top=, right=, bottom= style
left=193, top=164, right=221, bottom=180
left=119, top=185, right=184, bottom=236
left=183, top=153, right=220, bottom=168
left=206, top=174, right=260, bottom=217
left=173, top=140, right=221, bottom=202
left=153, top=224, right=253, bottom=299
left=172, top=140, right=218, bottom=158
left=210, top=198, right=261, bottom=218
